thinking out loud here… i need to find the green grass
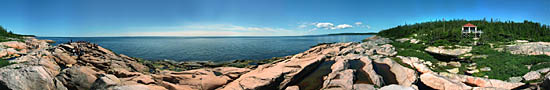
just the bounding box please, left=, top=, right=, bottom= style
left=531, top=62, right=550, bottom=71
left=391, top=57, right=413, bottom=69
left=0, top=59, right=13, bottom=68
left=470, top=45, right=550, bottom=80
left=391, top=42, right=439, bottom=63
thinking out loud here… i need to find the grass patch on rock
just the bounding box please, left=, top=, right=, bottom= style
left=532, top=62, right=550, bottom=71
left=470, top=45, right=550, bottom=80
left=391, top=42, right=438, bottom=63
left=390, top=57, right=413, bottom=69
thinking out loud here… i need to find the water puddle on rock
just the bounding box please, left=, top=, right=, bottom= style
left=348, top=59, right=374, bottom=84
left=293, top=60, right=335, bottom=90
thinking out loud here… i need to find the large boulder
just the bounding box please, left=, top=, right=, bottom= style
left=375, top=44, right=397, bottom=56
left=56, top=66, right=100, bottom=90
left=419, top=73, right=472, bottom=90
left=0, top=64, right=67, bottom=90
left=0, top=48, right=20, bottom=58
left=523, top=71, right=541, bottom=81
left=0, top=41, right=28, bottom=49
left=90, top=74, right=122, bottom=90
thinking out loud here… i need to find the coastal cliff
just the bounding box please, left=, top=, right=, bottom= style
left=0, top=36, right=548, bottom=90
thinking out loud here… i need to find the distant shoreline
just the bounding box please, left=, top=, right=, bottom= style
left=326, top=32, right=378, bottom=35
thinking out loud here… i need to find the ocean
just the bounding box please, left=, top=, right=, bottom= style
left=38, top=35, right=372, bottom=62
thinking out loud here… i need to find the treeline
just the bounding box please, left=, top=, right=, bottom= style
left=0, top=25, right=34, bottom=42
left=327, top=32, right=378, bottom=35
left=378, top=19, right=550, bottom=46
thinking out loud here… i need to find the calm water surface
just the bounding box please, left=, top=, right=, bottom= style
left=39, top=35, right=372, bottom=62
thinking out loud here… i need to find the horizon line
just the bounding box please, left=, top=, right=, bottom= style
left=35, top=32, right=378, bottom=38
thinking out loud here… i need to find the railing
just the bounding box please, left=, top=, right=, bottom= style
left=462, top=30, right=483, bottom=33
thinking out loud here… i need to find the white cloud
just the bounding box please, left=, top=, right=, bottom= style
left=353, top=22, right=372, bottom=29
left=313, top=23, right=353, bottom=30
left=298, top=24, right=308, bottom=28
left=315, top=23, right=334, bottom=29
left=334, top=24, right=352, bottom=29
left=354, top=22, right=363, bottom=25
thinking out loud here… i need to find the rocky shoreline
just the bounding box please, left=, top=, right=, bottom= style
left=0, top=36, right=549, bottom=90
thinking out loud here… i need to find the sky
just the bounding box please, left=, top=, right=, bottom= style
left=0, top=0, right=549, bottom=37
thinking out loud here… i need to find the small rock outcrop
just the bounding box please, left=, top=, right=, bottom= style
left=523, top=71, right=541, bottom=81
left=425, top=46, right=472, bottom=57
left=507, top=42, right=550, bottom=56
left=420, top=73, right=472, bottom=90
left=439, top=72, right=525, bottom=89
left=378, top=84, right=415, bottom=90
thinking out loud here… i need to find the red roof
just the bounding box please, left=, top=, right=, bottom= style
left=463, top=23, right=477, bottom=27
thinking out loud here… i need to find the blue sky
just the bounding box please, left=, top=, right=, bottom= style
left=1, top=0, right=549, bottom=37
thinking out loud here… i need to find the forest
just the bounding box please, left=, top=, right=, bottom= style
left=377, top=19, right=550, bottom=46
